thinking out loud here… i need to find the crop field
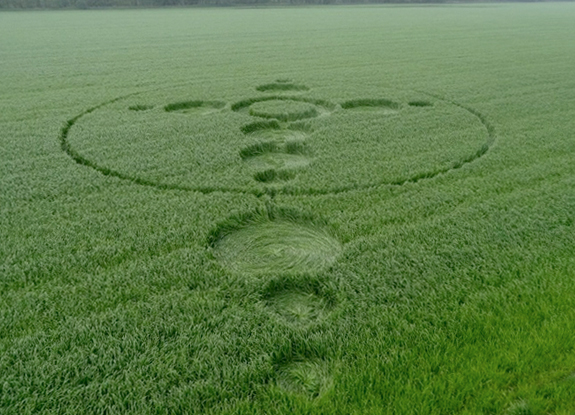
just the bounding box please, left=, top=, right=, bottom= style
left=2, top=3, right=575, bottom=414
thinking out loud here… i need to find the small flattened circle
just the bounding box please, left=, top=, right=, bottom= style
left=231, top=96, right=335, bottom=119
left=240, top=139, right=311, bottom=170
left=276, top=358, right=332, bottom=398
left=266, top=290, right=332, bottom=325
left=249, top=99, right=319, bottom=122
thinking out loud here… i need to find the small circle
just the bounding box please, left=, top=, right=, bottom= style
left=267, top=291, right=331, bottom=325
left=240, top=139, right=311, bottom=172
left=249, top=99, right=319, bottom=122
left=241, top=119, right=282, bottom=135
left=240, top=120, right=311, bottom=142
left=276, top=359, right=332, bottom=398
left=210, top=208, right=341, bottom=276
left=231, top=96, right=335, bottom=118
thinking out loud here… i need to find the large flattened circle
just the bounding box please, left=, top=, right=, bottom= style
left=62, top=87, right=492, bottom=195
left=209, top=208, right=342, bottom=276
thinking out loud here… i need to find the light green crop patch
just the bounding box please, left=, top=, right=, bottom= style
left=209, top=206, right=341, bottom=276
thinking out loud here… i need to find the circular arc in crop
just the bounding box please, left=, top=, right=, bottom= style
left=59, top=87, right=496, bottom=196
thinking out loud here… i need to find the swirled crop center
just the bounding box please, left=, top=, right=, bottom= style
left=63, top=86, right=493, bottom=195
left=209, top=207, right=341, bottom=276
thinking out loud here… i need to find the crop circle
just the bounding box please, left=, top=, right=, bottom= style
left=276, top=359, right=332, bottom=398
left=209, top=207, right=341, bottom=276
left=248, top=99, right=319, bottom=122
left=60, top=85, right=494, bottom=195
left=266, top=290, right=331, bottom=325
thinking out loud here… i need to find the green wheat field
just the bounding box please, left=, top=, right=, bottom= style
left=1, top=3, right=575, bottom=414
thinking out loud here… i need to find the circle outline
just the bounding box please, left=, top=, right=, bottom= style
left=59, top=90, right=496, bottom=196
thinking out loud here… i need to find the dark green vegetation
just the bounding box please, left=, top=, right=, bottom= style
left=1, top=4, right=575, bottom=414
left=256, top=81, right=310, bottom=93
left=340, top=98, right=400, bottom=110
left=128, top=103, right=154, bottom=111
left=164, top=100, right=226, bottom=113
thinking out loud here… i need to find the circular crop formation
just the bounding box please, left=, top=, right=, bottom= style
left=58, top=81, right=495, bottom=399
left=206, top=204, right=340, bottom=398
left=266, top=290, right=331, bottom=324
left=276, top=358, right=331, bottom=398
left=231, top=96, right=335, bottom=121
left=60, top=83, right=493, bottom=196
left=208, top=207, right=341, bottom=276
left=213, top=221, right=340, bottom=274
left=248, top=99, right=319, bottom=122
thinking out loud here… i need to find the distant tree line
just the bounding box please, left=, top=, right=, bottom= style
left=0, top=0, right=558, bottom=9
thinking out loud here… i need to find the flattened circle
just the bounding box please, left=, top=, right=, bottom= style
left=267, top=291, right=330, bottom=325
left=249, top=99, right=319, bottom=122
left=213, top=221, right=340, bottom=275
left=276, top=359, right=332, bottom=398
left=231, top=96, right=335, bottom=118
left=210, top=208, right=341, bottom=275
